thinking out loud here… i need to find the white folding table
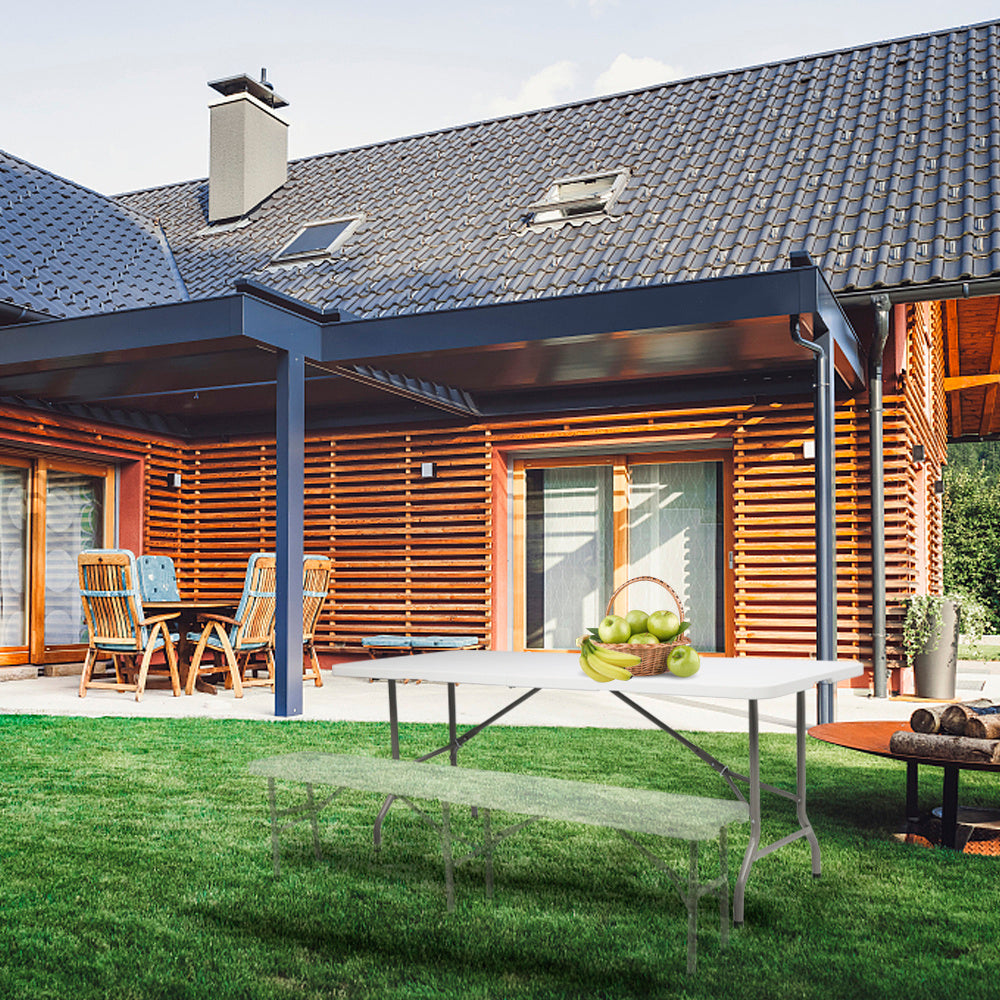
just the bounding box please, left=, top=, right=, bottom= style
left=329, top=651, right=862, bottom=924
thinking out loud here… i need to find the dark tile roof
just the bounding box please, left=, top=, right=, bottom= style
left=116, top=19, right=1000, bottom=320
left=0, top=151, right=187, bottom=319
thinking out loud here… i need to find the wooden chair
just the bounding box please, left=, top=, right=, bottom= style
left=185, top=553, right=277, bottom=697
left=137, top=555, right=181, bottom=602
left=78, top=549, right=181, bottom=701
left=302, top=555, right=333, bottom=687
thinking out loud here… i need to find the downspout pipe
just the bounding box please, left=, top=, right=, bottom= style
left=790, top=313, right=837, bottom=724
left=869, top=295, right=892, bottom=698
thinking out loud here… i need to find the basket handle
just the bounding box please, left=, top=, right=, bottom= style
left=605, top=576, right=685, bottom=622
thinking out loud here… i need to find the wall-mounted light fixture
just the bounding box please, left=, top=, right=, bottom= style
left=911, top=444, right=925, bottom=463
left=420, top=462, right=436, bottom=479
left=934, top=479, right=945, bottom=494
left=168, top=472, right=182, bottom=489
left=802, top=439, right=815, bottom=460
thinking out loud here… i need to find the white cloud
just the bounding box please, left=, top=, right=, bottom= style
left=593, top=53, right=681, bottom=95
left=490, top=60, right=581, bottom=116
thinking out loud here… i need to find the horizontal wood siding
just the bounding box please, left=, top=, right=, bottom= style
left=164, top=432, right=494, bottom=651
left=885, top=301, right=949, bottom=667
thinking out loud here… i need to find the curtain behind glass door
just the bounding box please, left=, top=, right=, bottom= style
left=0, top=466, right=29, bottom=649
left=43, top=471, right=104, bottom=646
left=627, top=463, right=723, bottom=652
left=525, top=467, right=613, bottom=649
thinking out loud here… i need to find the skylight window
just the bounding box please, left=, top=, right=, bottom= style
left=272, top=216, right=362, bottom=263
left=528, top=169, right=629, bottom=225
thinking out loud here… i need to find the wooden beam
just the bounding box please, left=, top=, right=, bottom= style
left=944, top=373, right=1000, bottom=391
left=979, top=299, right=1000, bottom=437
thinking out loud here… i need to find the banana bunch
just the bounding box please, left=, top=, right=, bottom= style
left=578, top=638, right=639, bottom=682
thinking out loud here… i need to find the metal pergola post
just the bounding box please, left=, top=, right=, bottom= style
left=813, top=328, right=837, bottom=723
left=275, top=346, right=305, bottom=717
left=791, top=310, right=838, bottom=724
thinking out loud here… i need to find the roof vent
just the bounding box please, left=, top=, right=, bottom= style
left=207, top=70, right=289, bottom=223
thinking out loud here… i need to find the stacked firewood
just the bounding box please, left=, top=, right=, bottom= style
left=889, top=699, right=1000, bottom=763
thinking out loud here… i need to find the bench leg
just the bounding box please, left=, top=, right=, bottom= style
left=719, top=826, right=730, bottom=953
left=306, top=783, right=323, bottom=862
left=441, top=801, right=456, bottom=912
left=686, top=841, right=699, bottom=976
left=265, top=779, right=336, bottom=878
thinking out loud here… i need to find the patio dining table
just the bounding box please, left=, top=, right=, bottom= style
left=142, top=600, right=237, bottom=693
left=329, top=650, right=862, bottom=925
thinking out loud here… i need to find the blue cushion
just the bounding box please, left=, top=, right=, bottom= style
left=95, top=632, right=178, bottom=653
left=411, top=636, right=478, bottom=648
left=361, top=635, right=414, bottom=647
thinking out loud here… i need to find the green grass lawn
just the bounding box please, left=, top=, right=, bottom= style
left=959, top=642, right=1000, bottom=661
left=1, top=715, right=997, bottom=1000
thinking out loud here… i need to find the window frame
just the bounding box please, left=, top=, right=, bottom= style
left=527, top=168, right=630, bottom=226
left=270, top=215, right=364, bottom=265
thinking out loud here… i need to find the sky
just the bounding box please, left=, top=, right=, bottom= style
left=4, top=0, right=999, bottom=196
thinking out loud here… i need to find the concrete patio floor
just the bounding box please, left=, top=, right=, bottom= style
left=3, top=658, right=999, bottom=733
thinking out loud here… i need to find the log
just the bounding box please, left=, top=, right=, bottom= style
left=888, top=730, right=1000, bottom=764
left=939, top=700, right=996, bottom=735
left=910, top=706, right=948, bottom=734
left=964, top=714, right=1000, bottom=740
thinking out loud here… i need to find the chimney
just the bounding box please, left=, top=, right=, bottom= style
left=207, top=69, right=289, bottom=223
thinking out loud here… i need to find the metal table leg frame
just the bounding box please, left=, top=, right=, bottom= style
left=266, top=777, right=342, bottom=877
left=431, top=801, right=537, bottom=911
left=614, top=692, right=821, bottom=926
left=373, top=683, right=542, bottom=847
left=619, top=826, right=732, bottom=975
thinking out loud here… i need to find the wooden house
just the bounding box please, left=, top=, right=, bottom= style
left=2, top=19, right=1000, bottom=708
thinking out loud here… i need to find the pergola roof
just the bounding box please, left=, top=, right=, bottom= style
left=0, top=264, right=862, bottom=437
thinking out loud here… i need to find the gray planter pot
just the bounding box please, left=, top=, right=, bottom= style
left=913, top=599, right=959, bottom=700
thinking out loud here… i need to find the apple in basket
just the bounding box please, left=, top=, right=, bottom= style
left=597, top=614, right=632, bottom=644
left=629, top=632, right=659, bottom=645
left=667, top=645, right=701, bottom=677
left=647, top=610, right=681, bottom=641
left=624, top=609, right=649, bottom=635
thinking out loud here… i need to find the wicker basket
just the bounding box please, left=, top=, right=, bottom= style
left=583, top=576, right=689, bottom=676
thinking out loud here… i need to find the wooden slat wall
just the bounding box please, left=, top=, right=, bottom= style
left=141, top=393, right=928, bottom=668
left=158, top=431, right=494, bottom=651
left=883, top=301, right=949, bottom=665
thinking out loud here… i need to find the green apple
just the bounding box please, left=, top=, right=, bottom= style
left=624, top=609, right=648, bottom=634
left=667, top=645, right=700, bottom=677
left=647, top=610, right=681, bottom=641
left=597, top=614, right=631, bottom=644
left=629, top=632, right=659, bottom=645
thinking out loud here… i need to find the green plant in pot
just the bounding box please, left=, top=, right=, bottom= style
left=900, top=591, right=990, bottom=699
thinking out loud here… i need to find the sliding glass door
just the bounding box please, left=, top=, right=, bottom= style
left=0, top=455, right=114, bottom=665
left=516, top=452, right=731, bottom=653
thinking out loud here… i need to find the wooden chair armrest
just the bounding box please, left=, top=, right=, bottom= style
left=196, top=613, right=239, bottom=626
left=141, top=612, right=180, bottom=625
